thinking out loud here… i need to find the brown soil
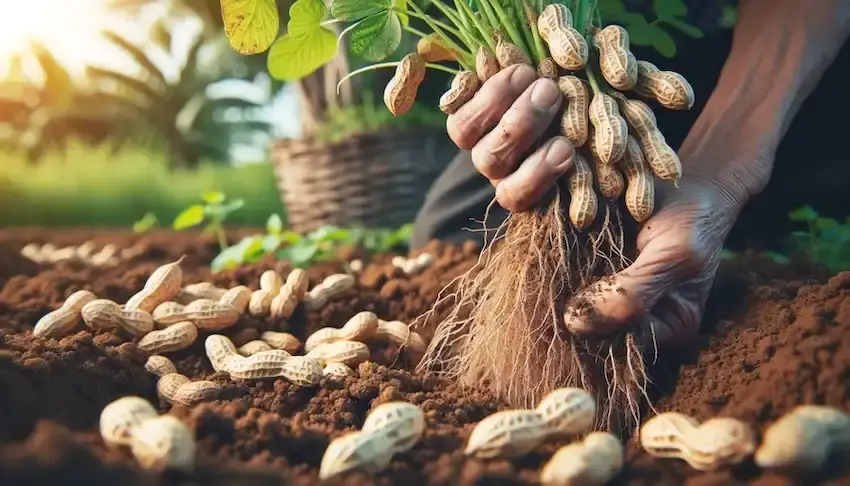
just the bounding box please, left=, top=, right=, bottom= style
left=0, top=229, right=847, bottom=486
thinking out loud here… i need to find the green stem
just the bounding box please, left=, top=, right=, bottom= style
left=475, top=0, right=501, bottom=44
left=523, top=1, right=547, bottom=63
left=452, top=0, right=473, bottom=33
left=336, top=61, right=461, bottom=94
left=396, top=8, right=466, bottom=41
left=402, top=4, right=475, bottom=68
left=584, top=54, right=603, bottom=95
left=483, top=0, right=530, bottom=56
left=456, top=0, right=496, bottom=51
left=212, top=224, right=228, bottom=249
left=426, top=0, right=480, bottom=50
left=403, top=25, right=474, bottom=66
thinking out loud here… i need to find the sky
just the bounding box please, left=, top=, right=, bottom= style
left=0, top=0, right=302, bottom=162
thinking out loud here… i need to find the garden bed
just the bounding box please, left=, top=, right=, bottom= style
left=0, top=229, right=847, bottom=485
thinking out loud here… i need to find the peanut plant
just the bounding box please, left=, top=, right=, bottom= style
left=221, top=0, right=698, bottom=227
left=212, top=217, right=415, bottom=271
left=172, top=192, right=245, bottom=250
left=787, top=205, right=850, bottom=274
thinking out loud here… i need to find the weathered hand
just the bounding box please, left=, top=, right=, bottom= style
left=563, top=173, right=746, bottom=348
left=446, top=64, right=576, bottom=213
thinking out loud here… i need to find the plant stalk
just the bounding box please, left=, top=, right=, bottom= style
left=400, top=5, right=476, bottom=67
left=336, top=61, right=461, bottom=94
left=523, top=1, right=547, bottom=63
left=481, top=0, right=530, bottom=57
left=456, top=0, right=496, bottom=51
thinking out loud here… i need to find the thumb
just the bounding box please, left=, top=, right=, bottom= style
left=563, top=233, right=695, bottom=336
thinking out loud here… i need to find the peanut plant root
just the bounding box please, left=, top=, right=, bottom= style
left=416, top=186, right=651, bottom=432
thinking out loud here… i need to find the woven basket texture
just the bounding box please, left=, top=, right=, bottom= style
left=271, top=126, right=456, bottom=233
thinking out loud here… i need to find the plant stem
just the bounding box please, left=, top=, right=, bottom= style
left=456, top=0, right=496, bottom=51
left=212, top=224, right=228, bottom=249
left=584, top=55, right=603, bottom=95
left=475, top=0, right=501, bottom=44
left=419, top=0, right=480, bottom=51
left=336, top=61, right=461, bottom=94
left=523, top=1, right=547, bottom=64
left=401, top=4, right=475, bottom=68
left=482, top=0, right=530, bottom=57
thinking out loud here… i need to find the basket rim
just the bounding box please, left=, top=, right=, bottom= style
left=270, top=125, right=447, bottom=149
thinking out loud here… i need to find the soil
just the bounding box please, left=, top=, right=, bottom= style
left=0, top=229, right=848, bottom=486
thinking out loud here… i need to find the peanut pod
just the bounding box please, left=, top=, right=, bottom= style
left=614, top=94, right=682, bottom=183
left=439, top=70, right=481, bottom=115
left=495, top=36, right=531, bottom=69
left=476, top=47, right=501, bottom=83
left=383, top=53, right=427, bottom=116
left=566, top=153, right=599, bottom=230
left=593, top=25, right=638, bottom=91
left=588, top=127, right=625, bottom=200
left=635, top=60, right=695, bottom=110
left=588, top=92, right=628, bottom=165
left=621, top=135, right=656, bottom=222
left=557, top=75, right=590, bottom=148
left=416, top=34, right=457, bottom=62
left=537, top=4, right=588, bottom=71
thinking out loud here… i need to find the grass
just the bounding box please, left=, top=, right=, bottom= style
left=0, top=144, right=283, bottom=228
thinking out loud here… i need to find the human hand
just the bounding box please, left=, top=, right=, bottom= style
left=562, top=173, right=748, bottom=348
left=446, top=64, right=576, bottom=213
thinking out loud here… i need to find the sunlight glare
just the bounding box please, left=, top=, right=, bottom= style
left=0, top=0, right=118, bottom=72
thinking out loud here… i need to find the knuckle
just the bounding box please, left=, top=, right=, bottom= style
left=446, top=113, right=479, bottom=150
left=471, top=144, right=504, bottom=180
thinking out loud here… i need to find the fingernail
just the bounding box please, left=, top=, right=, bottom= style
left=545, top=138, right=574, bottom=169
left=530, top=79, right=561, bottom=110
left=509, top=65, right=537, bottom=92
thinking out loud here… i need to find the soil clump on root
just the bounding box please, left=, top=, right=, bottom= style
left=0, top=229, right=847, bottom=485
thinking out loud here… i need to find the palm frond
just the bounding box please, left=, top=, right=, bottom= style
left=85, top=66, right=165, bottom=106
left=102, top=31, right=169, bottom=88
left=29, top=42, right=74, bottom=108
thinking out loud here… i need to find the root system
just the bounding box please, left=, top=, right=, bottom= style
left=417, top=179, right=651, bottom=432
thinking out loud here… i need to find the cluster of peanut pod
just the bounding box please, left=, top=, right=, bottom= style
left=384, top=4, right=695, bottom=228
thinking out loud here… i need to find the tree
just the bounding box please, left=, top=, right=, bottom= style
left=84, top=24, right=272, bottom=168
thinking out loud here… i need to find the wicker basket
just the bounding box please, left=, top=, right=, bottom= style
left=271, top=126, right=456, bottom=233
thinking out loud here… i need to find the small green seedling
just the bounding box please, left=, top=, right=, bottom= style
left=173, top=191, right=244, bottom=250
left=132, top=212, right=159, bottom=234
left=787, top=205, right=850, bottom=274
left=211, top=213, right=301, bottom=271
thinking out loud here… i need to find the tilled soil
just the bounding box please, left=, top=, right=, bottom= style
left=0, top=229, right=847, bottom=486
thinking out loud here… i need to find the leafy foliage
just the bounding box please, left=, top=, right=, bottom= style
left=133, top=212, right=160, bottom=233
left=313, top=91, right=444, bottom=142
left=173, top=191, right=245, bottom=249
left=786, top=206, right=850, bottom=274
left=212, top=218, right=414, bottom=271
left=598, top=0, right=703, bottom=58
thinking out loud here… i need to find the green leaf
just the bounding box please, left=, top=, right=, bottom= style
left=598, top=0, right=626, bottom=18
left=652, top=0, right=686, bottom=19
left=221, top=0, right=281, bottom=55
left=394, top=0, right=409, bottom=26
left=201, top=191, right=225, bottom=204
left=663, top=18, right=704, bottom=38
left=173, top=205, right=206, bottom=230
left=815, top=217, right=839, bottom=231
left=788, top=206, right=818, bottom=222
left=221, top=198, right=245, bottom=214
left=288, top=0, right=328, bottom=37
left=764, top=251, right=791, bottom=265
left=348, top=12, right=403, bottom=61
left=132, top=212, right=158, bottom=234
left=279, top=230, right=303, bottom=244
left=309, top=225, right=353, bottom=242
left=623, top=16, right=653, bottom=45
left=267, top=30, right=338, bottom=81
left=648, top=25, right=676, bottom=57
left=261, top=235, right=281, bottom=252
left=278, top=241, right=320, bottom=265
left=266, top=214, right=283, bottom=235
left=331, top=0, right=391, bottom=21
left=608, top=11, right=646, bottom=26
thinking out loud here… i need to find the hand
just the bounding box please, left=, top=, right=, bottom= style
left=562, top=172, right=747, bottom=349
left=446, top=64, right=576, bottom=213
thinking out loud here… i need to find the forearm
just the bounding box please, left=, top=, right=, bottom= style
left=681, top=0, right=850, bottom=200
